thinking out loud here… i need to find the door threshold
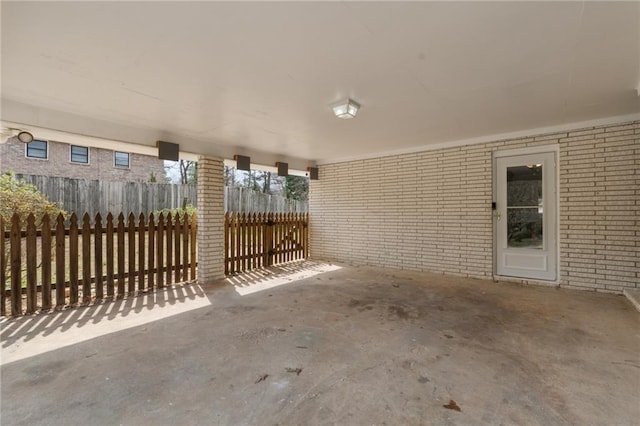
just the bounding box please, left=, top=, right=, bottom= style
left=493, top=275, right=560, bottom=288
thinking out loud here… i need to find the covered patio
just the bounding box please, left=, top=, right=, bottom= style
left=1, top=2, right=639, bottom=424
left=2, top=263, right=638, bottom=425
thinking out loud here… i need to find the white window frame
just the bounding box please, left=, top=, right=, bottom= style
left=114, top=151, right=130, bottom=169
left=70, top=145, right=90, bottom=164
left=25, top=140, right=49, bottom=160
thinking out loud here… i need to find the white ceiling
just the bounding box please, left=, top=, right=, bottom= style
left=2, top=2, right=639, bottom=168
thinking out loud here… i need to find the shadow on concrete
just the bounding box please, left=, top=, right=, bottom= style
left=0, top=282, right=210, bottom=362
left=225, top=260, right=342, bottom=296
left=1, top=261, right=342, bottom=364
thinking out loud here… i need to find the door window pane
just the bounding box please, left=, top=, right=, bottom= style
left=506, top=164, right=543, bottom=249
left=507, top=165, right=542, bottom=206
left=507, top=208, right=543, bottom=248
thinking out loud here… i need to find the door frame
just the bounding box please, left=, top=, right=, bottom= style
left=492, top=145, right=560, bottom=282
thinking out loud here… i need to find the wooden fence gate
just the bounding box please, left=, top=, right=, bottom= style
left=224, top=212, right=309, bottom=275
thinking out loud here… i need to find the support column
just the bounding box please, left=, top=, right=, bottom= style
left=196, top=156, right=225, bottom=282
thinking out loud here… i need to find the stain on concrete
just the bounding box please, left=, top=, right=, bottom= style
left=443, top=399, right=461, bottom=412
left=418, top=376, right=430, bottom=383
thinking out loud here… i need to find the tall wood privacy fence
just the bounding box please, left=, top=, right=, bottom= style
left=15, top=175, right=307, bottom=218
left=1, top=212, right=197, bottom=316
left=224, top=187, right=307, bottom=213
left=225, top=212, right=309, bottom=275
left=16, top=174, right=197, bottom=220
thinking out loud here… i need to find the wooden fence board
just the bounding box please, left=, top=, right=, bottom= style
left=166, top=214, right=173, bottom=286
left=117, top=213, right=125, bottom=298
left=182, top=216, right=189, bottom=281
left=1, top=218, right=6, bottom=316
left=106, top=213, right=115, bottom=297
left=26, top=214, right=37, bottom=314
left=94, top=214, right=104, bottom=300
left=174, top=215, right=181, bottom=283
left=138, top=213, right=145, bottom=292
left=190, top=215, right=197, bottom=280
left=82, top=214, right=91, bottom=302
left=148, top=214, right=155, bottom=291
left=157, top=214, right=164, bottom=289
left=10, top=215, right=21, bottom=315
left=55, top=214, right=66, bottom=307
left=128, top=213, right=136, bottom=295
left=69, top=213, right=79, bottom=305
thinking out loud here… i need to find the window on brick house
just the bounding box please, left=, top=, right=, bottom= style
left=114, top=151, right=130, bottom=168
left=70, top=145, right=89, bottom=164
left=25, top=140, right=48, bottom=159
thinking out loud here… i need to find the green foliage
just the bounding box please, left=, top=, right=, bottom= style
left=0, top=172, right=66, bottom=226
left=186, top=161, right=197, bottom=184
left=283, top=175, right=309, bottom=201
left=153, top=204, right=197, bottom=221
left=1, top=172, right=67, bottom=286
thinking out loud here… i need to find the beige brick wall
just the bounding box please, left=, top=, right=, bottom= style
left=310, top=120, right=639, bottom=293
left=196, top=156, right=225, bottom=282
left=0, top=138, right=165, bottom=182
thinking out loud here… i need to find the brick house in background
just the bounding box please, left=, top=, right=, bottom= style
left=0, top=137, right=165, bottom=182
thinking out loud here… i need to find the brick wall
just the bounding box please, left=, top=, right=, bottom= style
left=197, top=156, right=225, bottom=282
left=309, top=120, right=639, bottom=293
left=0, top=138, right=165, bottom=182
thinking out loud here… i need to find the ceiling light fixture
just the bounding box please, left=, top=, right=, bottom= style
left=17, top=131, right=34, bottom=144
left=332, top=99, right=360, bottom=119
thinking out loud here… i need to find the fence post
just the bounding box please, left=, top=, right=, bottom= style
left=26, top=214, right=37, bottom=314
left=69, top=213, right=79, bottom=305
left=55, top=213, right=66, bottom=307
left=117, top=213, right=125, bottom=298
left=174, top=214, right=181, bottom=283
left=265, top=213, right=274, bottom=267
left=148, top=213, right=155, bottom=291
left=182, top=214, right=189, bottom=281
left=157, top=213, right=164, bottom=288
left=82, top=213, right=92, bottom=302
left=10, top=214, right=22, bottom=315
left=1, top=218, right=6, bottom=316
left=106, top=213, right=115, bottom=298
left=138, top=213, right=145, bottom=292
left=166, top=213, right=173, bottom=286
left=252, top=213, right=258, bottom=269
left=304, top=213, right=309, bottom=259
left=94, top=213, right=104, bottom=300
left=128, top=213, right=136, bottom=295
left=41, top=214, right=52, bottom=309
left=224, top=212, right=229, bottom=275
left=190, top=213, right=197, bottom=280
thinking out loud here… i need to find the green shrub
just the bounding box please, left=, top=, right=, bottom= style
left=152, top=205, right=197, bottom=222
left=0, top=172, right=66, bottom=227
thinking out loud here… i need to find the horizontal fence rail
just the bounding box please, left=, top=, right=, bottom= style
left=224, top=212, right=309, bottom=275
left=1, top=211, right=197, bottom=317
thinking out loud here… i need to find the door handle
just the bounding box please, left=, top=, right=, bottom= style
left=494, top=212, right=502, bottom=221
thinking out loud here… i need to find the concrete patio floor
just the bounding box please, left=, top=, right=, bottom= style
left=1, top=262, right=639, bottom=425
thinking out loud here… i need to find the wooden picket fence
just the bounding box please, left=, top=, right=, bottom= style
left=224, top=212, right=308, bottom=275
left=0, top=212, right=197, bottom=317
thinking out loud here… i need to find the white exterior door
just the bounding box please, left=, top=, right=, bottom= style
left=495, top=151, right=557, bottom=281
